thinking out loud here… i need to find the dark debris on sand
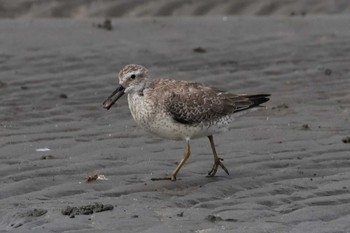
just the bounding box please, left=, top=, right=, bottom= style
left=177, top=212, right=184, bottom=217
left=301, top=124, right=310, bottom=130
left=193, top=47, right=206, bottom=53
left=324, top=68, right=332, bottom=76
left=206, top=214, right=238, bottom=223
left=85, top=174, right=98, bottom=182
left=24, top=209, right=47, bottom=217
left=40, top=155, right=55, bottom=160
left=96, top=18, right=113, bottom=31
left=59, top=93, right=68, bottom=99
left=342, top=137, right=350, bottom=143
left=61, top=202, right=114, bottom=218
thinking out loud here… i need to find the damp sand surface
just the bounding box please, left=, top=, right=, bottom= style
left=1, top=17, right=350, bottom=233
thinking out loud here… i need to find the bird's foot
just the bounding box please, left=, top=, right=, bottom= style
left=207, top=158, right=229, bottom=177
left=151, top=174, right=176, bottom=181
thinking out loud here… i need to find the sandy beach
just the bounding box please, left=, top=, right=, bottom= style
left=1, top=2, right=350, bottom=233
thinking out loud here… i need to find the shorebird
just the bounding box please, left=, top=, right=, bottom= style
left=103, top=64, right=270, bottom=181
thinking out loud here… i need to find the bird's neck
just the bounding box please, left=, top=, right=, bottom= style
left=128, top=80, right=152, bottom=97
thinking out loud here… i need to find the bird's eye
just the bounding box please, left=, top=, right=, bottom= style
left=130, top=74, right=136, bottom=79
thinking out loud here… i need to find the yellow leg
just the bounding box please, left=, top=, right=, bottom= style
left=207, top=135, right=229, bottom=177
left=151, top=140, right=191, bottom=181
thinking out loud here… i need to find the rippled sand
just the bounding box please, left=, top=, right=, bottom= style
left=1, top=17, right=350, bottom=232
left=1, top=0, right=350, bottom=18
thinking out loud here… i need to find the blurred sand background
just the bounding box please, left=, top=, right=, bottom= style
left=2, top=0, right=350, bottom=18
left=1, top=1, right=350, bottom=233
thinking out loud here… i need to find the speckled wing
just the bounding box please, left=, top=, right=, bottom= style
left=161, top=81, right=269, bottom=125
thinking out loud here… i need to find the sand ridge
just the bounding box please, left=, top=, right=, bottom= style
left=1, top=0, right=350, bottom=18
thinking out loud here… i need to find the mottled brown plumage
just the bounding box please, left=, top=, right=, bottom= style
left=103, top=64, right=270, bottom=181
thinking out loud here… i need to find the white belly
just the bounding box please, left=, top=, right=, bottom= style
left=127, top=93, right=250, bottom=141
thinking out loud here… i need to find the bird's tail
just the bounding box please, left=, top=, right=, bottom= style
left=246, top=94, right=270, bottom=108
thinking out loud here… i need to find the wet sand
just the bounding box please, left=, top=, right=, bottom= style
left=1, top=17, right=350, bottom=232
left=2, top=0, right=350, bottom=18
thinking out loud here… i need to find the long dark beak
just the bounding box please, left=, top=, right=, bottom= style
left=102, top=85, right=125, bottom=110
